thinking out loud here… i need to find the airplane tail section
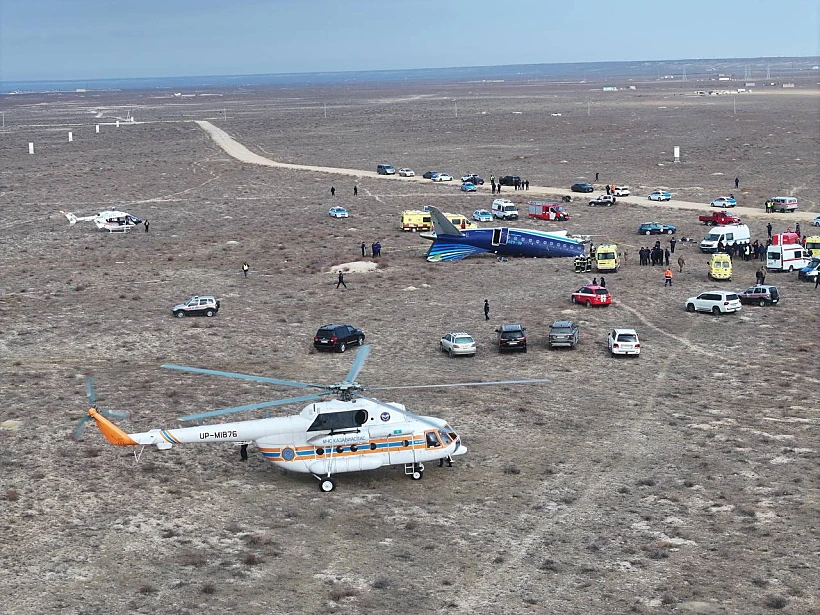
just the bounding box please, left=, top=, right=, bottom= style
left=88, top=408, right=138, bottom=446
left=426, top=240, right=489, bottom=262
left=427, top=207, right=463, bottom=237
left=61, top=211, right=78, bottom=225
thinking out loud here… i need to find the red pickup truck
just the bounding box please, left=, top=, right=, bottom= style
left=699, top=211, right=741, bottom=226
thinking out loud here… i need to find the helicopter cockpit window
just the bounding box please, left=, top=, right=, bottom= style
left=425, top=431, right=442, bottom=448
left=308, top=409, right=368, bottom=432
left=438, top=430, right=452, bottom=445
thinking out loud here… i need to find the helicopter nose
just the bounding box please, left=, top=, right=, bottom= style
left=452, top=444, right=467, bottom=457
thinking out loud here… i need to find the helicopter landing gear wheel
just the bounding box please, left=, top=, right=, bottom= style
left=411, top=469, right=423, bottom=480
left=319, top=477, right=336, bottom=492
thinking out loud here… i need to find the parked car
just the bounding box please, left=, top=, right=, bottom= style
left=710, top=196, right=737, bottom=208
left=638, top=222, right=677, bottom=235
left=608, top=329, right=641, bottom=356
left=571, top=182, right=594, bottom=193
left=812, top=215, right=820, bottom=227
left=376, top=164, right=396, bottom=175
left=738, top=285, right=780, bottom=306
left=499, top=175, right=521, bottom=186
left=398, top=168, right=415, bottom=177
left=648, top=190, right=672, bottom=201
left=460, top=182, right=478, bottom=192
left=328, top=206, right=349, bottom=218
left=472, top=209, right=493, bottom=222
left=685, top=291, right=741, bottom=315
left=589, top=195, right=616, bottom=207
left=612, top=186, right=631, bottom=196
left=571, top=285, right=612, bottom=307
left=422, top=171, right=440, bottom=179
left=172, top=295, right=220, bottom=318
left=548, top=320, right=579, bottom=349
left=496, top=324, right=527, bottom=353
left=798, top=258, right=820, bottom=282
left=461, top=174, right=485, bottom=185
left=439, top=332, right=476, bottom=357
left=313, top=324, right=365, bottom=353
left=431, top=173, right=453, bottom=182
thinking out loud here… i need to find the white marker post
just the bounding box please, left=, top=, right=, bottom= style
left=674, top=146, right=680, bottom=163
left=116, top=121, right=120, bottom=128
left=28, top=143, right=34, bottom=155
left=68, top=132, right=73, bottom=142
left=96, top=124, right=100, bottom=133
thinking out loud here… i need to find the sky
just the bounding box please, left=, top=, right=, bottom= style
left=1, top=0, right=818, bottom=82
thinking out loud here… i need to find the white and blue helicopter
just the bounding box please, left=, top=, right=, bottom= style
left=78, top=346, right=549, bottom=492
left=61, top=209, right=143, bottom=233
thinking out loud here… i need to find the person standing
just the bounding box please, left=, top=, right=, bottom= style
left=592, top=277, right=598, bottom=286
left=353, top=185, right=358, bottom=196
left=755, top=269, right=763, bottom=285
left=735, top=176, right=740, bottom=189
left=767, top=222, right=773, bottom=238
left=677, top=255, right=685, bottom=273
left=240, top=443, right=248, bottom=461
left=438, top=455, right=453, bottom=467
left=483, top=299, right=490, bottom=321
left=595, top=172, right=599, bottom=182
left=330, top=186, right=335, bottom=197
left=143, top=219, right=149, bottom=233
left=796, top=223, right=801, bottom=238
left=669, top=237, right=676, bottom=253
left=599, top=276, right=606, bottom=288
left=759, top=265, right=766, bottom=285
left=816, top=273, right=819, bottom=289
left=360, top=241, right=367, bottom=257
left=664, top=268, right=673, bottom=286
left=242, top=262, right=249, bottom=278
left=336, top=271, right=347, bottom=289
left=664, top=248, right=671, bottom=266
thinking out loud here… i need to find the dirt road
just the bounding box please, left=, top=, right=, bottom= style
left=196, top=120, right=817, bottom=223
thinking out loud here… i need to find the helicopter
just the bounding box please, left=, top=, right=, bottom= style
left=79, top=345, right=549, bottom=491
left=61, top=209, right=143, bottom=232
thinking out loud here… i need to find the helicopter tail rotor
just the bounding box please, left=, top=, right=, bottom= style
left=70, top=376, right=131, bottom=441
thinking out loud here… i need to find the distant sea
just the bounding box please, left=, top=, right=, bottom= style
left=2, top=57, right=817, bottom=94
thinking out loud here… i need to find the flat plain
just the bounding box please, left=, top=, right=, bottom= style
left=1, top=74, right=818, bottom=615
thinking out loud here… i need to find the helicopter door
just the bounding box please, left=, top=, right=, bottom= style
left=387, top=434, right=416, bottom=466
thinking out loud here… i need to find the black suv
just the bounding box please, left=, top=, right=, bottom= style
left=499, top=175, right=521, bottom=186
left=313, top=324, right=365, bottom=353
left=548, top=320, right=579, bottom=349
left=496, top=324, right=527, bottom=353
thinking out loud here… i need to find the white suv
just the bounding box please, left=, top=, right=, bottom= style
left=440, top=332, right=476, bottom=357
left=608, top=329, right=640, bottom=355
left=685, top=291, right=741, bottom=315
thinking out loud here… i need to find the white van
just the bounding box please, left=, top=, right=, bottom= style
left=491, top=198, right=519, bottom=220
left=766, top=243, right=811, bottom=272
left=769, top=196, right=798, bottom=213
left=699, top=224, right=750, bottom=253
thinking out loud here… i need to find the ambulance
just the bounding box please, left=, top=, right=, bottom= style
left=766, top=243, right=811, bottom=272
left=595, top=244, right=620, bottom=272
left=708, top=253, right=732, bottom=280
left=803, top=236, right=820, bottom=257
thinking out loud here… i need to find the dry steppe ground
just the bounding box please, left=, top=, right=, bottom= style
left=0, top=78, right=818, bottom=615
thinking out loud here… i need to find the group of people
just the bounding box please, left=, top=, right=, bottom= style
left=488, top=175, right=530, bottom=195
left=361, top=241, right=382, bottom=257
left=718, top=239, right=765, bottom=261
left=639, top=242, right=670, bottom=267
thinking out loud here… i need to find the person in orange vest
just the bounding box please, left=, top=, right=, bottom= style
left=664, top=268, right=673, bottom=287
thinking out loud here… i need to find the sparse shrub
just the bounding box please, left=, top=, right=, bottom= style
left=372, top=578, right=390, bottom=590
left=737, top=505, right=756, bottom=518
left=119, top=294, right=127, bottom=299
left=329, top=586, right=357, bottom=601
left=637, top=477, right=656, bottom=487
left=138, top=584, right=156, bottom=594
left=502, top=464, right=520, bottom=475
left=83, top=447, right=102, bottom=458
left=539, top=558, right=558, bottom=572
left=5, top=490, right=19, bottom=501
left=764, top=595, right=788, bottom=609
left=242, top=553, right=262, bottom=566
left=618, top=485, right=631, bottom=494
left=179, top=550, right=207, bottom=567
left=160, top=528, right=178, bottom=539
left=683, top=480, right=695, bottom=488
left=492, top=555, right=504, bottom=564
left=404, top=519, right=418, bottom=530
left=317, top=509, right=331, bottom=520
left=523, top=597, right=538, bottom=605
left=661, top=594, right=675, bottom=605
left=225, top=521, right=243, bottom=533
left=560, top=493, right=577, bottom=504
left=751, top=577, right=768, bottom=588
left=201, top=583, right=216, bottom=595
left=167, top=256, right=174, bottom=261
left=166, top=389, right=178, bottom=399
left=648, top=548, right=670, bottom=560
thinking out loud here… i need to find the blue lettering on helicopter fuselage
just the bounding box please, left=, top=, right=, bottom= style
left=199, top=430, right=238, bottom=440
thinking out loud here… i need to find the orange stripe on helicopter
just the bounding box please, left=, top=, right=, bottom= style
left=88, top=408, right=138, bottom=446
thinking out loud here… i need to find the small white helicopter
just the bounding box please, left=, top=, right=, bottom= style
left=78, top=346, right=549, bottom=491
left=61, top=209, right=143, bottom=232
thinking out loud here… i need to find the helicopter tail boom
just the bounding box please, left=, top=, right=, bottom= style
left=88, top=408, right=138, bottom=446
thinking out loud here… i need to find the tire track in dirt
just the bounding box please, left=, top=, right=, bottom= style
left=451, top=321, right=703, bottom=613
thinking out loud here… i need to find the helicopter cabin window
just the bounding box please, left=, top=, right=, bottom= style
left=425, top=430, right=442, bottom=448
left=307, top=408, right=368, bottom=432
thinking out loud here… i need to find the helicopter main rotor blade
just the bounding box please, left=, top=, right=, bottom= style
left=367, top=378, right=551, bottom=391
left=343, top=344, right=371, bottom=384
left=85, top=376, right=97, bottom=406
left=178, top=391, right=333, bottom=423
left=162, top=365, right=326, bottom=390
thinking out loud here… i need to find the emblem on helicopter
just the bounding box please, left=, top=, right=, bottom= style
left=76, top=345, right=549, bottom=492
